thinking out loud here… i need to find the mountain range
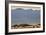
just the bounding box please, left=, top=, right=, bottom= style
left=11, top=8, right=40, bottom=26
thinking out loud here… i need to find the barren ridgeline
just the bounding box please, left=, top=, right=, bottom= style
left=11, top=24, right=41, bottom=29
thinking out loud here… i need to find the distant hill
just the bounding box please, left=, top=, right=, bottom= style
left=15, top=8, right=24, bottom=10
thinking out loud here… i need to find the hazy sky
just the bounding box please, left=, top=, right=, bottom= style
left=11, top=6, right=40, bottom=11
left=11, top=7, right=40, bottom=26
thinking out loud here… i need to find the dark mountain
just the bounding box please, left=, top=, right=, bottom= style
left=15, top=8, right=24, bottom=10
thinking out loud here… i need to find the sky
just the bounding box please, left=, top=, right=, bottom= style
left=11, top=7, right=40, bottom=26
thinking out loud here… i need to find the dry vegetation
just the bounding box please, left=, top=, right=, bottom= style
left=11, top=24, right=41, bottom=29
